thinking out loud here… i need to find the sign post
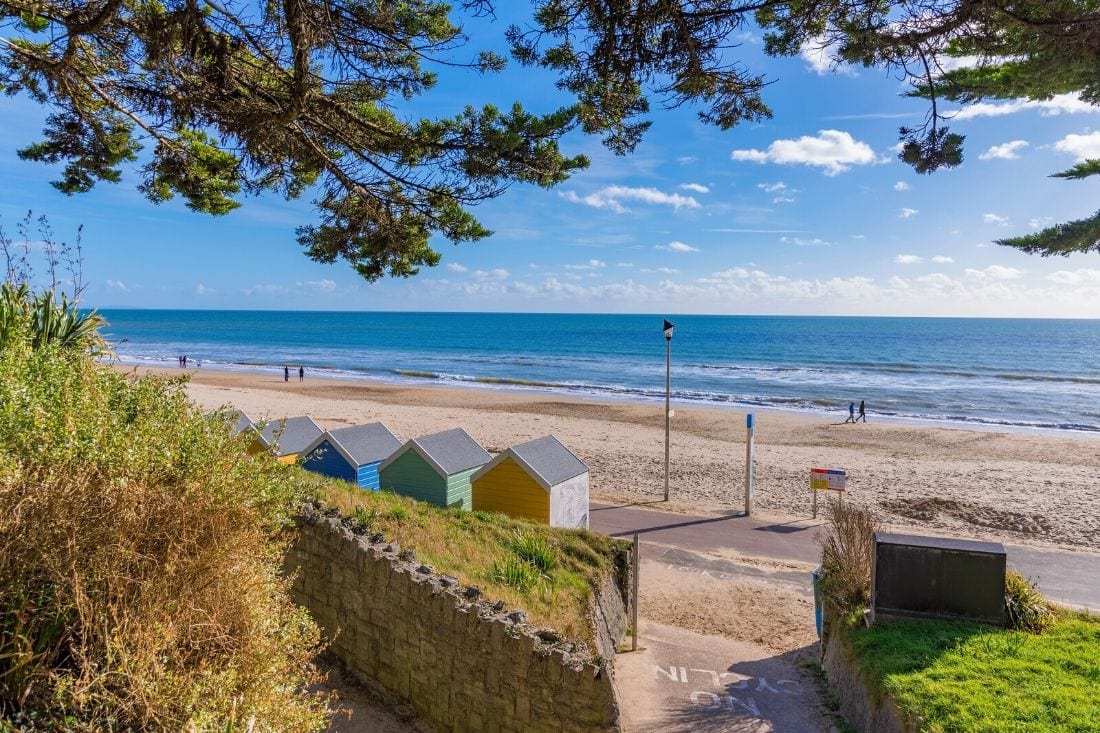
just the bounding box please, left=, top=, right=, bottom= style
left=811, top=468, right=847, bottom=518
left=744, top=413, right=755, bottom=516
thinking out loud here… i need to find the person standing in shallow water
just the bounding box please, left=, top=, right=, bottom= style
left=858, top=400, right=867, bottom=422
left=284, top=365, right=289, bottom=382
left=299, top=366, right=304, bottom=382
left=845, top=401, right=856, bottom=423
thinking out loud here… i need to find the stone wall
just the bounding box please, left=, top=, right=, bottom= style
left=287, top=506, right=626, bottom=732
left=822, top=622, right=913, bottom=733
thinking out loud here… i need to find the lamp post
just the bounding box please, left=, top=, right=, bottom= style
left=663, top=319, right=674, bottom=502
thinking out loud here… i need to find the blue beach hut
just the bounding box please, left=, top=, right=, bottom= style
left=301, top=422, right=402, bottom=490
left=378, top=428, right=491, bottom=510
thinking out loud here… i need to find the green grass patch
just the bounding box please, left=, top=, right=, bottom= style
left=847, top=611, right=1100, bottom=732
left=306, top=476, right=628, bottom=643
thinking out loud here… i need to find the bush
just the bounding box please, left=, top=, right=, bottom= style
left=819, top=500, right=878, bottom=617
left=1004, top=570, right=1055, bottom=634
left=510, top=532, right=559, bottom=574
left=0, top=330, right=329, bottom=730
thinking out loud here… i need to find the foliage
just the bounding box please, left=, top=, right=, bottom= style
left=0, top=283, right=109, bottom=354
left=313, top=479, right=625, bottom=642
left=1004, top=570, right=1055, bottom=634
left=0, top=332, right=329, bottom=730
left=0, top=1, right=586, bottom=280
left=846, top=611, right=1100, bottom=732
left=818, top=499, right=878, bottom=618
left=6, top=3, right=1098, bottom=265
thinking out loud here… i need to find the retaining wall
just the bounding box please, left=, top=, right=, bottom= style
left=821, top=619, right=914, bottom=733
left=287, top=506, right=626, bottom=732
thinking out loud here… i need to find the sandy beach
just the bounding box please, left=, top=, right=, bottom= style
left=131, top=366, right=1100, bottom=551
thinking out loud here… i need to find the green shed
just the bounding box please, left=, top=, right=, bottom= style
left=378, top=428, right=491, bottom=510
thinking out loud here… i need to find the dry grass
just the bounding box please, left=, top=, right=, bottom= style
left=818, top=499, right=879, bottom=617
left=309, top=474, right=628, bottom=644
left=0, top=336, right=329, bottom=730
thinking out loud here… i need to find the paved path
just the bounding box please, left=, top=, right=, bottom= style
left=591, top=502, right=1100, bottom=610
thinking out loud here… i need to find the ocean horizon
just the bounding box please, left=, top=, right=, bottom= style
left=100, top=310, right=1100, bottom=435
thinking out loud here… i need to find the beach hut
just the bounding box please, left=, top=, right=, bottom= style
left=248, top=415, right=323, bottom=464
left=228, top=410, right=255, bottom=437
left=378, top=428, right=491, bottom=510
left=300, top=422, right=402, bottom=490
left=471, top=435, right=590, bottom=529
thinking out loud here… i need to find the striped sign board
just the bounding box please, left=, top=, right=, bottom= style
left=810, top=468, right=846, bottom=492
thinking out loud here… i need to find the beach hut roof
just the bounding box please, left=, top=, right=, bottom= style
left=303, top=422, right=401, bottom=466
left=229, top=410, right=254, bottom=437
left=257, top=415, right=323, bottom=456
left=473, top=435, right=587, bottom=491
left=382, top=428, right=490, bottom=477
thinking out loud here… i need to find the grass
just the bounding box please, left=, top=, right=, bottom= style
left=308, top=474, right=628, bottom=643
left=846, top=610, right=1100, bottom=732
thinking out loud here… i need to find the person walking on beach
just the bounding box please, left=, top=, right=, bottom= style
left=299, top=366, right=304, bottom=382
left=845, top=401, right=856, bottom=423
left=858, top=400, right=867, bottom=422
left=284, top=365, right=289, bottom=382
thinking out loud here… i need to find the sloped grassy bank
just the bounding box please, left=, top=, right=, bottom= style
left=0, top=338, right=329, bottom=730
left=301, top=471, right=629, bottom=647
left=843, top=610, right=1100, bottom=732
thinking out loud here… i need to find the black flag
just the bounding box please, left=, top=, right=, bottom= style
left=663, top=319, right=674, bottom=338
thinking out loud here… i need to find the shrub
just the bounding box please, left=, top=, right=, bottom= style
left=819, top=500, right=879, bottom=617
left=490, top=557, right=545, bottom=594
left=510, top=532, right=559, bottom=574
left=1004, top=570, right=1055, bottom=634
left=0, top=330, right=329, bottom=730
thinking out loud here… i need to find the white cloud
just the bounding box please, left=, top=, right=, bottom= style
left=241, top=283, right=287, bottom=296
left=899, top=208, right=919, bottom=219
left=800, top=36, right=856, bottom=76
left=731, top=130, right=879, bottom=175
left=106, top=279, right=128, bottom=291
left=565, top=259, right=607, bottom=270
left=983, top=213, right=1009, bottom=225
left=780, top=236, right=832, bottom=247
left=195, top=283, right=214, bottom=295
left=950, top=93, right=1097, bottom=120
left=852, top=234, right=866, bottom=240
left=446, top=263, right=468, bottom=273
left=965, top=265, right=1024, bottom=280
left=470, top=267, right=508, bottom=278
left=301, top=279, right=336, bottom=291
left=1053, top=131, right=1100, bottom=161
left=676, top=156, right=697, bottom=165
left=979, top=140, right=1029, bottom=160
left=931, top=255, right=955, bottom=264
left=680, top=183, right=710, bottom=193
left=616, top=262, right=634, bottom=268
left=639, top=267, right=680, bottom=274
left=757, top=182, right=788, bottom=193
left=893, top=181, right=910, bottom=191
left=560, top=185, right=701, bottom=213
left=1047, top=268, right=1100, bottom=285
left=656, top=241, right=699, bottom=253
left=1029, top=216, right=1054, bottom=230
left=895, top=254, right=923, bottom=264
left=773, top=196, right=796, bottom=204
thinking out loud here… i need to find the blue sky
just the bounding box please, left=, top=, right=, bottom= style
left=3, top=10, right=1100, bottom=317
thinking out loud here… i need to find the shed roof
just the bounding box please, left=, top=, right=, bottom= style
left=304, top=422, right=401, bottom=466
left=472, top=435, right=587, bottom=490
left=510, top=435, right=587, bottom=487
left=229, top=410, right=254, bottom=437
left=257, top=415, right=323, bottom=456
left=382, top=428, right=490, bottom=477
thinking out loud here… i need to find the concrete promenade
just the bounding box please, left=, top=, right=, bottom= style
left=590, top=502, right=1100, bottom=610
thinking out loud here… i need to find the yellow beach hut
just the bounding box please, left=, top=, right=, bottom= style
left=248, top=415, right=323, bottom=464
left=471, top=435, right=589, bottom=529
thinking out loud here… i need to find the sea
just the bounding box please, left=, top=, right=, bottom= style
left=99, top=310, right=1100, bottom=435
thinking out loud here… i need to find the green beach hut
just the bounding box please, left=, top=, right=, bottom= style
left=378, top=428, right=491, bottom=510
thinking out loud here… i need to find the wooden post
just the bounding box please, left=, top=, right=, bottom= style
left=632, top=532, right=640, bottom=652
